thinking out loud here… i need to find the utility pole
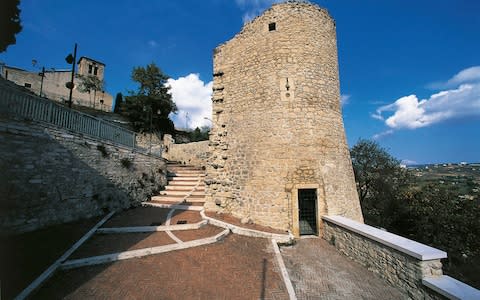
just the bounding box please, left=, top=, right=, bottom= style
left=65, top=43, right=77, bottom=108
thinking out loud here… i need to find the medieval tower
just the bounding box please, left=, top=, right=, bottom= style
left=205, top=1, right=363, bottom=237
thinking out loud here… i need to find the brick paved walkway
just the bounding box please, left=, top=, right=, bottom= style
left=0, top=216, right=102, bottom=299
left=8, top=204, right=415, bottom=299
left=103, top=206, right=202, bottom=227
left=6, top=162, right=416, bottom=299
left=34, top=234, right=289, bottom=299
left=280, top=237, right=407, bottom=299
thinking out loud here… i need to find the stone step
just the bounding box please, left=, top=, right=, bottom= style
left=168, top=181, right=203, bottom=186
left=151, top=196, right=205, bottom=203
left=159, top=190, right=205, bottom=196
left=146, top=201, right=204, bottom=210
left=168, top=169, right=204, bottom=173
left=167, top=165, right=203, bottom=170
left=167, top=170, right=204, bottom=175
left=168, top=172, right=205, bottom=177
left=168, top=176, right=204, bottom=181
left=165, top=185, right=205, bottom=191
left=167, top=167, right=204, bottom=171
left=153, top=194, right=205, bottom=199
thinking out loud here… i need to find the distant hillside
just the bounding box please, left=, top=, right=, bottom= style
left=409, top=163, right=480, bottom=200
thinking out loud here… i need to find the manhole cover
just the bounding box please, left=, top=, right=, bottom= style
left=176, top=220, right=187, bottom=225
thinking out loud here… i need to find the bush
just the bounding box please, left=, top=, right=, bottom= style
left=120, top=157, right=132, bottom=169
left=96, top=144, right=108, bottom=157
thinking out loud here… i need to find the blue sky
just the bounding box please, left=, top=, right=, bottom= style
left=1, top=0, right=479, bottom=164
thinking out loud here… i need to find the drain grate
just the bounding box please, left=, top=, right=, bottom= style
left=150, top=222, right=163, bottom=226
left=176, top=220, right=187, bottom=225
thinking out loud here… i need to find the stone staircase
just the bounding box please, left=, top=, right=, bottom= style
left=150, top=162, right=205, bottom=208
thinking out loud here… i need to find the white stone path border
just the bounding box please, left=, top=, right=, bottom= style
left=96, top=220, right=208, bottom=233
left=14, top=211, right=115, bottom=300
left=142, top=201, right=204, bottom=211
left=61, top=228, right=230, bottom=269
left=271, top=239, right=297, bottom=300
left=17, top=190, right=294, bottom=299
left=200, top=210, right=294, bottom=244
left=164, top=208, right=184, bottom=243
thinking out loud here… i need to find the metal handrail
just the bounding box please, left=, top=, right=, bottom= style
left=0, top=85, right=136, bottom=148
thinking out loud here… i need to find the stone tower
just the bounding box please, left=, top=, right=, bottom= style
left=77, top=57, right=105, bottom=81
left=205, top=1, right=363, bottom=237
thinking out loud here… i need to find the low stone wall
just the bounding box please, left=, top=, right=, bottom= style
left=162, top=134, right=209, bottom=167
left=0, top=118, right=167, bottom=235
left=322, top=216, right=448, bottom=299
left=135, top=132, right=163, bottom=155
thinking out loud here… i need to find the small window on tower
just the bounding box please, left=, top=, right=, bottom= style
left=88, top=64, right=93, bottom=74
left=269, top=22, right=276, bottom=31
left=94, top=66, right=98, bottom=75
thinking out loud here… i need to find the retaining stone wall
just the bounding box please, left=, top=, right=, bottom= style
left=0, top=118, right=167, bottom=235
left=323, top=220, right=446, bottom=299
left=135, top=132, right=163, bottom=155
left=162, top=134, right=209, bottom=167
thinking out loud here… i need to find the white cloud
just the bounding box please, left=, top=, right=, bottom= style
left=340, top=94, right=350, bottom=106
left=428, top=66, right=480, bottom=89
left=166, top=74, right=213, bottom=130
left=373, top=66, right=480, bottom=130
left=445, top=66, right=480, bottom=87
left=235, top=0, right=284, bottom=23
left=372, top=129, right=393, bottom=140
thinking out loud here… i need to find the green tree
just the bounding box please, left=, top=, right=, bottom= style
left=122, top=63, right=177, bottom=134
left=402, top=185, right=480, bottom=286
left=0, top=0, right=22, bottom=53
left=350, top=139, right=480, bottom=287
left=187, top=126, right=210, bottom=142
left=77, top=74, right=104, bottom=109
left=350, top=139, right=410, bottom=229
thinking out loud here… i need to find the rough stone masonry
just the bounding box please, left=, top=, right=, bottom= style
left=205, top=1, right=363, bottom=236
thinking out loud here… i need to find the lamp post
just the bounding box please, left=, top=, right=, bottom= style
left=38, top=67, right=45, bottom=97
left=65, top=43, right=78, bottom=108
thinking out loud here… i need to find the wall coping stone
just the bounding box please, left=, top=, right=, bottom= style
left=322, top=215, right=447, bottom=260
left=422, top=275, right=480, bottom=300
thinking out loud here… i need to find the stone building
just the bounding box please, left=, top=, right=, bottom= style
left=205, top=0, right=363, bottom=237
left=0, top=56, right=113, bottom=111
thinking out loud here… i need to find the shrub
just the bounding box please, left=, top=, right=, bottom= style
left=120, top=157, right=132, bottom=169
left=96, top=144, right=108, bottom=157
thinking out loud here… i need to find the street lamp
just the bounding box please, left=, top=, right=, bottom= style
left=38, top=67, right=45, bottom=97
left=65, top=43, right=78, bottom=108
